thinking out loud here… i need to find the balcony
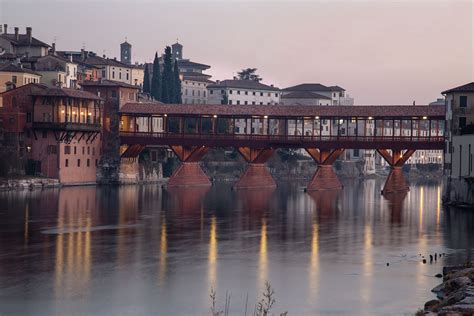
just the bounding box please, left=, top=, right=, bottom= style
left=32, top=121, right=101, bottom=132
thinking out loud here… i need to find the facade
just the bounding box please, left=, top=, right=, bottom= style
left=282, top=83, right=354, bottom=105
left=0, top=63, right=41, bottom=93
left=280, top=91, right=332, bottom=106
left=0, top=25, right=49, bottom=58
left=0, top=83, right=102, bottom=184
left=83, top=55, right=132, bottom=85
left=442, top=82, right=474, bottom=206
left=34, top=54, right=78, bottom=88
left=442, top=82, right=474, bottom=172
left=131, top=64, right=144, bottom=89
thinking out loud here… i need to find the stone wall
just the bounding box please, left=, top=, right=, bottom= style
left=444, top=176, right=474, bottom=206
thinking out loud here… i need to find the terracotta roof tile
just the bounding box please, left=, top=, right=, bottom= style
left=119, top=103, right=445, bottom=119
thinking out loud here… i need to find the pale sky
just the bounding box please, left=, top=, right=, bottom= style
left=1, top=0, right=473, bottom=104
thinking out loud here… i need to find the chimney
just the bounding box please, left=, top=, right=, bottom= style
left=26, top=27, right=32, bottom=43
left=69, top=55, right=73, bottom=62
left=81, top=48, right=85, bottom=61
left=14, top=27, right=19, bottom=41
left=3, top=24, right=7, bottom=34
left=51, top=42, right=56, bottom=54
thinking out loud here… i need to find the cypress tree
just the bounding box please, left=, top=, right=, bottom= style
left=161, top=46, right=173, bottom=104
left=173, top=60, right=182, bottom=103
left=150, top=52, right=161, bottom=101
left=143, top=64, right=150, bottom=94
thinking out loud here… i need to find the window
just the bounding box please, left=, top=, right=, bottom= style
left=237, top=90, right=241, bottom=95
left=210, top=90, right=213, bottom=95
left=260, top=92, right=263, bottom=96
left=268, top=92, right=271, bottom=97
left=77, top=159, right=81, bottom=167
left=119, top=72, right=122, bottom=80
left=87, top=159, right=90, bottom=167
left=228, top=100, right=232, bottom=105
left=236, top=100, right=240, bottom=105
left=102, top=70, right=106, bottom=77
left=26, top=113, right=32, bottom=123
left=65, top=159, right=69, bottom=167
left=460, top=96, right=468, bottom=108
left=111, top=90, right=117, bottom=98
left=87, top=146, right=90, bottom=155
left=260, top=102, right=263, bottom=105
left=244, top=101, right=248, bottom=105
left=245, top=91, right=248, bottom=95
left=353, top=149, right=360, bottom=157
left=12, top=75, right=17, bottom=84
left=47, top=145, right=57, bottom=155
left=151, top=150, right=157, bottom=162
left=204, top=91, right=206, bottom=97
left=82, top=147, right=85, bottom=155
left=229, top=90, right=233, bottom=94
left=12, top=97, right=17, bottom=107
left=74, top=146, right=77, bottom=154
left=252, top=101, right=255, bottom=105
left=112, top=71, right=115, bottom=79
left=95, top=159, right=98, bottom=167
left=42, top=131, right=47, bottom=138
left=459, top=117, right=467, bottom=128
left=64, top=146, right=71, bottom=155
left=252, top=92, right=256, bottom=96
left=275, top=93, right=278, bottom=97
left=126, top=73, right=129, bottom=80
left=93, top=147, right=95, bottom=156
left=221, top=90, right=225, bottom=95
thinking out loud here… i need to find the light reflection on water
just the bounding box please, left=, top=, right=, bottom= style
left=0, top=178, right=473, bottom=315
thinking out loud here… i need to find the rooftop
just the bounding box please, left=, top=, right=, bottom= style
left=0, top=63, right=41, bottom=76
left=177, top=59, right=210, bottom=70
left=32, top=86, right=102, bottom=100
left=83, top=55, right=130, bottom=68
left=442, top=82, right=474, bottom=94
left=81, top=79, right=139, bottom=89
left=281, top=91, right=331, bottom=100
left=207, top=79, right=280, bottom=91
left=0, top=31, right=49, bottom=48
left=120, top=103, right=445, bottom=119
left=283, top=83, right=345, bottom=92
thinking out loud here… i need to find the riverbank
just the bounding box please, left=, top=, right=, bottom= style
left=420, top=261, right=474, bottom=315
left=0, top=177, right=60, bottom=191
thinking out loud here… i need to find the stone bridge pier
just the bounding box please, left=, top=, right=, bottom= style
left=167, top=145, right=211, bottom=187
left=305, top=148, right=345, bottom=191
left=376, top=149, right=415, bottom=195
left=234, top=147, right=276, bottom=189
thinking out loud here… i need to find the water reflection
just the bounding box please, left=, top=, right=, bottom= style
left=1, top=179, right=473, bottom=315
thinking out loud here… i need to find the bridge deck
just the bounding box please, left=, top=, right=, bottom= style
left=120, top=132, right=444, bottom=150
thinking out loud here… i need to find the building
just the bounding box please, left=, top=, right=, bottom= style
left=0, top=83, right=102, bottom=184
left=120, top=41, right=132, bottom=65
left=282, top=83, right=354, bottom=105
left=207, top=79, right=281, bottom=106
left=281, top=91, right=332, bottom=106
left=83, top=54, right=132, bottom=85
left=34, top=53, right=78, bottom=88
left=442, top=82, right=474, bottom=174
left=441, top=82, right=474, bottom=206
left=0, top=63, right=41, bottom=93
left=0, top=25, right=49, bottom=58
left=130, top=63, right=145, bottom=89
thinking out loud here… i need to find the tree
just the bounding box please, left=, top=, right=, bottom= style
left=237, top=68, right=262, bottom=82
left=161, top=46, right=174, bottom=103
left=173, top=59, right=182, bottom=103
left=143, top=64, right=150, bottom=94
left=150, top=52, right=161, bottom=101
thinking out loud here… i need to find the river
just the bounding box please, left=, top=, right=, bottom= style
left=0, top=179, right=473, bottom=315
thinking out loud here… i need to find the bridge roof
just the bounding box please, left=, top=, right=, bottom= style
left=120, top=103, right=445, bottom=119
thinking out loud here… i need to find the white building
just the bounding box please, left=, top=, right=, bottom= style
left=84, top=54, right=132, bottom=85
left=282, top=83, right=354, bottom=106
left=34, top=53, right=78, bottom=88
left=207, top=79, right=281, bottom=134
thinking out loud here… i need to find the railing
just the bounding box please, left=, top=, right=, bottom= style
left=120, top=131, right=445, bottom=143
left=33, top=122, right=101, bottom=132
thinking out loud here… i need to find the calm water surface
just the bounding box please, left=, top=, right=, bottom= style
left=0, top=179, right=473, bottom=315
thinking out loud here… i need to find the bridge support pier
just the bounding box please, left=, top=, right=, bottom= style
left=306, top=148, right=345, bottom=191
left=168, top=145, right=211, bottom=187
left=377, top=149, right=415, bottom=195
left=234, top=147, right=276, bottom=189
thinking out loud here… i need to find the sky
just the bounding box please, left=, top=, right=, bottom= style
left=1, top=0, right=473, bottom=104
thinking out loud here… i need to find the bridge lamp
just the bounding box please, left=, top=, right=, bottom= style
left=422, top=116, right=428, bottom=120
left=264, top=115, right=268, bottom=119
left=315, top=116, right=319, bottom=119
left=61, top=110, right=65, bottom=114
left=368, top=116, right=373, bottom=120
left=164, top=114, right=167, bottom=117
left=72, top=111, right=76, bottom=115
left=88, top=112, right=92, bottom=116
left=213, top=115, right=217, bottom=118
left=80, top=112, right=84, bottom=115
